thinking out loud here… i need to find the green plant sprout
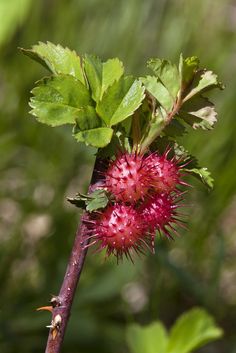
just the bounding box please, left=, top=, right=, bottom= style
left=21, top=42, right=224, bottom=353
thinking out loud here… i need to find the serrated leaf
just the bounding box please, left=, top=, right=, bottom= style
left=147, top=58, right=180, bottom=99
left=184, top=167, right=214, bottom=189
left=183, top=70, right=223, bottom=102
left=83, top=55, right=124, bottom=102
left=166, top=308, right=223, bottom=353
left=179, top=96, right=217, bottom=130
left=182, top=107, right=217, bottom=130
left=141, top=76, right=174, bottom=112
left=192, top=106, right=217, bottom=129
left=67, top=189, right=109, bottom=211
left=172, top=142, right=189, bottom=158
left=96, top=76, right=145, bottom=126
left=21, top=42, right=85, bottom=83
left=85, top=189, right=109, bottom=212
left=30, top=75, right=92, bottom=126
left=74, top=127, right=113, bottom=148
left=67, top=195, right=87, bottom=209
left=101, top=58, right=124, bottom=97
left=126, top=322, right=168, bottom=353
left=179, top=55, right=199, bottom=87
left=74, top=106, right=101, bottom=131
left=83, top=55, right=102, bottom=102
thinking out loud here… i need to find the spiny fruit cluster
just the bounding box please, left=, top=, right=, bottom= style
left=85, top=149, right=188, bottom=261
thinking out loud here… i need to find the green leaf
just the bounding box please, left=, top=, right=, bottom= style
left=83, top=55, right=102, bottom=102
left=179, top=55, right=199, bottom=87
left=180, top=108, right=217, bottom=130
left=30, top=75, right=92, bottom=126
left=96, top=76, right=145, bottom=126
left=171, top=142, right=198, bottom=167
left=67, top=189, right=109, bottom=212
left=166, top=308, right=223, bottom=353
left=184, top=167, right=214, bottom=189
left=126, top=322, right=168, bottom=353
left=183, top=70, right=223, bottom=102
left=141, top=76, right=174, bottom=112
left=73, top=106, right=112, bottom=148
left=179, top=96, right=217, bottom=130
left=21, top=42, right=85, bottom=84
left=74, top=106, right=101, bottom=131
left=67, top=194, right=87, bottom=209
left=191, top=106, right=217, bottom=130
left=86, top=189, right=109, bottom=212
left=101, top=58, right=124, bottom=97
left=74, top=127, right=113, bottom=148
left=83, top=55, right=124, bottom=102
left=147, top=58, right=180, bottom=98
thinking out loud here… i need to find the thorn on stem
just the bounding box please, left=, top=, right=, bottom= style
left=46, top=314, right=62, bottom=340
left=50, top=295, right=62, bottom=308
left=36, top=306, right=53, bottom=313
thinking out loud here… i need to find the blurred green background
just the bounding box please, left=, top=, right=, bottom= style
left=0, top=0, right=236, bottom=352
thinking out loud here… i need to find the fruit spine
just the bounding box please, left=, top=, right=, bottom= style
left=85, top=149, right=187, bottom=260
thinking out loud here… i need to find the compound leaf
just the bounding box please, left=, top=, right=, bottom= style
left=68, top=189, right=109, bottom=212
left=141, top=76, right=174, bottom=112
left=83, top=54, right=124, bottom=102
left=21, top=42, right=85, bottom=83
left=147, top=58, right=180, bottom=99
left=74, top=127, right=113, bottom=148
left=74, top=106, right=101, bottom=131
left=101, top=58, right=124, bottom=97
left=96, top=76, right=145, bottom=126
left=184, top=168, right=214, bottom=189
left=179, top=55, right=200, bottom=88
left=179, top=96, right=217, bottom=130
left=86, top=189, right=109, bottom=212
left=83, top=54, right=103, bottom=102
left=183, top=70, right=223, bottom=102
left=30, top=75, right=92, bottom=126
left=73, top=106, right=112, bottom=148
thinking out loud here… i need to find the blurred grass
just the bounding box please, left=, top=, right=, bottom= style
left=0, top=0, right=236, bottom=352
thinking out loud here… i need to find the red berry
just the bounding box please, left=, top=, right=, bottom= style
left=87, top=204, right=150, bottom=260
left=139, top=193, right=182, bottom=239
left=85, top=149, right=189, bottom=261
left=105, top=153, right=151, bottom=202
left=147, top=151, right=181, bottom=193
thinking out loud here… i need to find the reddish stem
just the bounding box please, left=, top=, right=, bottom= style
left=45, top=158, right=103, bottom=353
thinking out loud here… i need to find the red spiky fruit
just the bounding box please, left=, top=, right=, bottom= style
left=139, top=193, right=183, bottom=239
left=88, top=204, right=150, bottom=260
left=105, top=153, right=151, bottom=202
left=147, top=151, right=182, bottom=193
